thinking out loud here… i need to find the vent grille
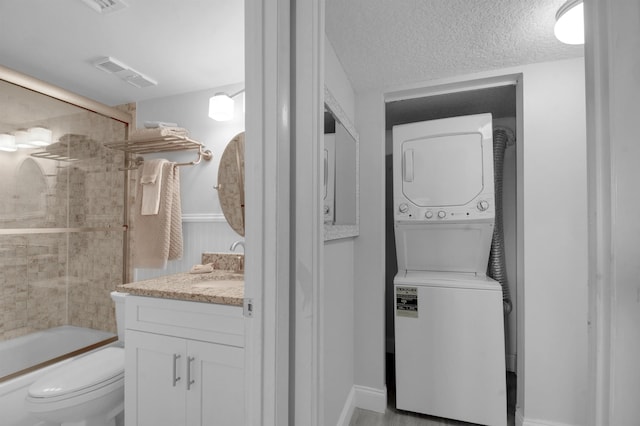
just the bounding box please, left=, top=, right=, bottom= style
left=93, top=57, right=127, bottom=73
left=92, top=57, right=158, bottom=89
left=80, top=0, right=128, bottom=14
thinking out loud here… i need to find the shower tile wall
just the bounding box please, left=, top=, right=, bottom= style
left=0, top=84, right=128, bottom=341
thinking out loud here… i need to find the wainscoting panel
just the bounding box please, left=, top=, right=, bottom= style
left=134, top=214, right=243, bottom=282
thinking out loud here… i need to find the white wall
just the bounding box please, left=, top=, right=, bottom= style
left=354, top=57, right=588, bottom=426
left=134, top=83, right=245, bottom=280
left=323, top=239, right=355, bottom=425
left=354, top=89, right=386, bottom=397
left=519, top=58, right=587, bottom=426
left=322, top=36, right=359, bottom=424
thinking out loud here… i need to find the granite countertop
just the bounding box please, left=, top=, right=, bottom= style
left=117, top=269, right=244, bottom=306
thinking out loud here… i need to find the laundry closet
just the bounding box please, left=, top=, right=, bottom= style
left=384, top=83, right=518, bottom=423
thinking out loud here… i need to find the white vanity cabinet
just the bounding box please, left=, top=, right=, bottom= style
left=124, top=295, right=245, bottom=426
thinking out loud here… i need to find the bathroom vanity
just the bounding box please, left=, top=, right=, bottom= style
left=118, top=265, right=245, bottom=426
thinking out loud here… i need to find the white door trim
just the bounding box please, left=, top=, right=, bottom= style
left=244, top=0, right=291, bottom=424
left=293, top=0, right=324, bottom=424
left=584, top=1, right=612, bottom=425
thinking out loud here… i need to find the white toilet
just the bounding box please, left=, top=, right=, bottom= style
left=25, top=291, right=127, bottom=426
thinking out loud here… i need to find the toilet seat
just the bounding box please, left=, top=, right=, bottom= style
left=26, top=347, right=124, bottom=410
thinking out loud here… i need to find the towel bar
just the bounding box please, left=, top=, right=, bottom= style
left=106, top=134, right=214, bottom=171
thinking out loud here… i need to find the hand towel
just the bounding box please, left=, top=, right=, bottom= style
left=140, top=159, right=167, bottom=215
left=168, top=165, right=183, bottom=261
left=189, top=264, right=214, bottom=274
left=128, top=127, right=189, bottom=140
left=131, top=162, right=183, bottom=268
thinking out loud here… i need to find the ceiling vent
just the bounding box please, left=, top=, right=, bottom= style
left=80, top=0, right=128, bottom=14
left=92, top=56, right=158, bottom=89
left=125, top=74, right=158, bottom=88
left=93, top=56, right=128, bottom=74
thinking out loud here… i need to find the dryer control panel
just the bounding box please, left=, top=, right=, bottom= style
left=395, top=198, right=494, bottom=222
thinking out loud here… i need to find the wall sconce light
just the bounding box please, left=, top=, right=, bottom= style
left=28, top=126, right=53, bottom=147
left=0, top=133, right=17, bottom=152
left=208, top=89, right=245, bottom=122
left=554, top=0, right=584, bottom=45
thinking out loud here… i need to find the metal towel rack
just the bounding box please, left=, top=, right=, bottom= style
left=104, top=135, right=213, bottom=171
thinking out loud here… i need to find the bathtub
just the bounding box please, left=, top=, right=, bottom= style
left=0, top=326, right=116, bottom=426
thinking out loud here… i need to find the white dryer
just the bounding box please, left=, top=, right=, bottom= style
left=392, top=114, right=507, bottom=426
left=393, top=113, right=495, bottom=273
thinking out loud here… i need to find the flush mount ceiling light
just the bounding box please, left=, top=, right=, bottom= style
left=28, top=127, right=53, bottom=147
left=0, top=133, right=17, bottom=152
left=208, top=89, right=245, bottom=122
left=554, top=0, right=584, bottom=45
left=14, top=130, right=31, bottom=149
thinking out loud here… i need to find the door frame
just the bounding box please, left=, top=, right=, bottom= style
left=244, top=0, right=292, bottom=424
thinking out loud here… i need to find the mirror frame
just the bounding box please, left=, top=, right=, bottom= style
left=323, top=86, right=359, bottom=241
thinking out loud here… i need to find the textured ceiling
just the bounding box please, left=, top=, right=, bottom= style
left=0, top=0, right=244, bottom=106
left=326, top=0, right=584, bottom=91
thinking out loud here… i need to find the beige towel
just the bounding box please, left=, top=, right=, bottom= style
left=140, top=159, right=167, bottom=215
left=131, top=162, right=183, bottom=268
left=129, top=127, right=189, bottom=140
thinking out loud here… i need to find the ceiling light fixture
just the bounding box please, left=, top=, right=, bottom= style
left=554, top=0, right=584, bottom=45
left=14, top=130, right=32, bottom=149
left=208, top=89, right=245, bottom=122
left=28, top=127, right=53, bottom=147
left=0, top=134, right=17, bottom=152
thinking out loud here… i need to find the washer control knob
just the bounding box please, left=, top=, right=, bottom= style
left=399, top=203, right=409, bottom=213
left=477, top=200, right=490, bottom=211
left=324, top=205, right=330, bottom=214
left=437, top=210, right=446, bottom=219
left=425, top=211, right=433, bottom=219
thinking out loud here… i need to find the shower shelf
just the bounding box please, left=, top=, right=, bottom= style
left=31, top=150, right=80, bottom=162
left=104, top=135, right=213, bottom=169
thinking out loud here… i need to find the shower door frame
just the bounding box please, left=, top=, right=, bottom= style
left=0, top=64, right=133, bottom=284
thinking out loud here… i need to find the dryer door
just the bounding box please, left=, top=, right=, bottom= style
left=392, top=113, right=494, bottom=223
left=401, top=133, right=483, bottom=207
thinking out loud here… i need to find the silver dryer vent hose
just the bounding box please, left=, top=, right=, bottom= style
left=488, top=128, right=513, bottom=315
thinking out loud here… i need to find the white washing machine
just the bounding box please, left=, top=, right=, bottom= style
left=393, top=114, right=507, bottom=426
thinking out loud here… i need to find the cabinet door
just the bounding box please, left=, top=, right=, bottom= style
left=186, top=340, right=245, bottom=426
left=126, top=330, right=187, bottom=426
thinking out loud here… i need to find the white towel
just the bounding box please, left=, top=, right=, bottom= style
left=140, top=159, right=167, bottom=215
left=131, top=162, right=183, bottom=268
left=129, top=127, right=189, bottom=140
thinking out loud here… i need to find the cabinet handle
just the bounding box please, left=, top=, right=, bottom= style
left=187, top=356, right=196, bottom=390
left=172, top=354, right=181, bottom=387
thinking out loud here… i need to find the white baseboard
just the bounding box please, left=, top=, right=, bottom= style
left=337, top=384, right=387, bottom=425
left=336, top=387, right=356, bottom=426
left=517, top=408, right=579, bottom=426
left=354, top=385, right=387, bottom=413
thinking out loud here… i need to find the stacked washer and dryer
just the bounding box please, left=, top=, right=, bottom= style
left=393, top=113, right=507, bottom=426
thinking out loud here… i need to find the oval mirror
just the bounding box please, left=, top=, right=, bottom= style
left=217, top=132, right=245, bottom=236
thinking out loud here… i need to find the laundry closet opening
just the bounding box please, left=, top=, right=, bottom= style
left=384, top=82, right=519, bottom=408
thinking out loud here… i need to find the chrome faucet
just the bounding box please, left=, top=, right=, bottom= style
left=230, top=240, right=245, bottom=252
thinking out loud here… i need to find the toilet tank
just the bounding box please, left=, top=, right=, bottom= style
left=110, top=291, right=128, bottom=344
